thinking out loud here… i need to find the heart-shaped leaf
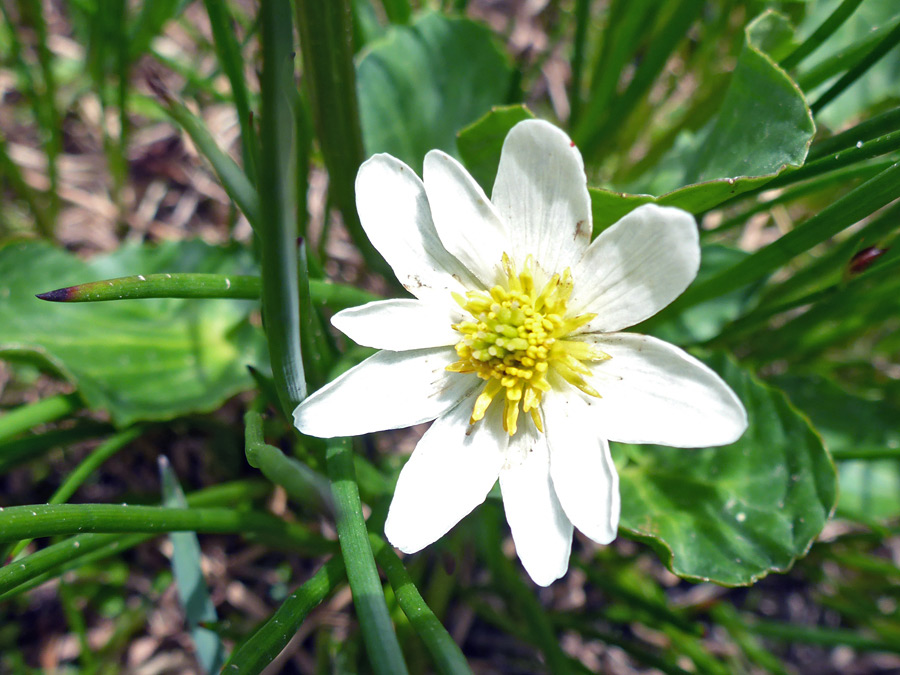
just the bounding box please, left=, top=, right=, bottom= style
left=614, top=355, right=837, bottom=586
left=0, top=240, right=264, bottom=426
left=356, top=10, right=513, bottom=173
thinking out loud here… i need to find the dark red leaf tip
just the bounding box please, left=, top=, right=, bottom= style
left=35, top=287, right=74, bottom=302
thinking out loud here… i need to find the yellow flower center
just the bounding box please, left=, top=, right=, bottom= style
left=447, top=253, right=610, bottom=436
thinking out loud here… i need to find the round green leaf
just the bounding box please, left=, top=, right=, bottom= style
left=356, top=11, right=513, bottom=173
left=614, top=355, right=837, bottom=586
left=0, top=240, right=264, bottom=426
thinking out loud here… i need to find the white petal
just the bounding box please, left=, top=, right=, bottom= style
left=423, top=150, right=508, bottom=288
left=332, top=299, right=459, bottom=350
left=580, top=333, right=748, bottom=447
left=491, top=119, right=592, bottom=277
left=356, top=154, right=478, bottom=302
left=500, top=422, right=574, bottom=586
left=543, top=391, right=620, bottom=545
left=293, top=348, right=477, bottom=438
left=570, top=204, right=700, bottom=333
left=384, top=397, right=508, bottom=554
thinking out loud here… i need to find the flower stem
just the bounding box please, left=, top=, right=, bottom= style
left=326, top=437, right=409, bottom=675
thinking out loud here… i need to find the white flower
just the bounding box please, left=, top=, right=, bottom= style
left=293, top=119, right=748, bottom=586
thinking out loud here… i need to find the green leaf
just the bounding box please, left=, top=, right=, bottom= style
left=457, top=105, right=535, bottom=194
left=160, top=457, right=226, bottom=674
left=617, top=11, right=815, bottom=216
left=0, top=239, right=264, bottom=426
left=684, top=11, right=814, bottom=184
left=357, top=10, right=513, bottom=173
left=773, top=374, right=900, bottom=521
left=615, top=355, right=837, bottom=586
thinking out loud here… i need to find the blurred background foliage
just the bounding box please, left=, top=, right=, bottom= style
left=0, top=0, right=899, bottom=672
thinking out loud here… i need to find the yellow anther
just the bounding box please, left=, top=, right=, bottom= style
left=447, top=253, right=606, bottom=437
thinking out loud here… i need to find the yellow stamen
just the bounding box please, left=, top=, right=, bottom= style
left=448, top=254, right=609, bottom=436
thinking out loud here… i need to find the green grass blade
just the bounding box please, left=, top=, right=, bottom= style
left=295, top=0, right=388, bottom=274
left=478, top=508, right=573, bottom=674
left=780, top=0, right=865, bottom=70
left=811, top=18, right=900, bottom=114
left=223, top=556, right=346, bottom=673
left=657, top=160, right=900, bottom=315
left=203, top=0, right=258, bottom=185
left=370, top=535, right=473, bottom=675
left=34, top=272, right=379, bottom=308
left=0, top=393, right=81, bottom=443
left=808, top=106, right=900, bottom=161
left=796, top=13, right=900, bottom=93
left=1, top=426, right=141, bottom=563
left=258, top=0, right=307, bottom=417
left=15, top=0, right=61, bottom=229
left=160, top=456, right=226, bottom=674
left=327, top=437, right=409, bottom=675
left=0, top=504, right=333, bottom=554
left=151, top=94, right=261, bottom=226
left=0, top=481, right=271, bottom=598
left=0, top=423, right=113, bottom=475
left=577, top=0, right=704, bottom=158
left=567, top=0, right=592, bottom=127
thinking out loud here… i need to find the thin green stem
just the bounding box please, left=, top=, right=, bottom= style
left=780, top=0, right=865, bottom=71
left=0, top=481, right=272, bottom=598
left=370, top=534, right=473, bottom=675
left=0, top=393, right=81, bottom=443
left=223, top=556, right=346, bottom=673
left=35, top=272, right=379, bottom=308
left=5, top=427, right=143, bottom=561
left=244, top=410, right=332, bottom=511
left=295, top=0, right=389, bottom=274
left=258, top=0, right=307, bottom=417
left=326, top=437, right=409, bottom=675
left=0, top=504, right=332, bottom=554
left=811, top=19, right=900, bottom=114
left=203, top=0, right=258, bottom=185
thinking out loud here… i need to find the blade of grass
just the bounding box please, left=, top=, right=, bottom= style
left=567, top=0, right=591, bottom=127
left=258, top=0, right=307, bottom=417
left=780, top=0, right=865, bottom=70
left=0, top=393, right=81, bottom=443
left=4, top=427, right=143, bottom=562
left=15, top=0, right=60, bottom=230
left=663, top=160, right=900, bottom=313
left=203, top=0, right=258, bottom=185
left=577, top=0, right=704, bottom=158
left=478, top=507, right=572, bottom=674
left=711, top=159, right=892, bottom=235
left=160, top=456, right=226, bottom=674
left=811, top=19, right=900, bottom=115
left=0, top=503, right=333, bottom=553
left=578, top=0, right=655, bottom=138
left=0, top=422, right=114, bottom=474
left=0, top=135, right=52, bottom=236
left=326, top=437, right=409, bottom=675
left=0, top=480, right=271, bottom=597
left=808, top=106, right=900, bottom=161
left=34, top=272, right=379, bottom=308
left=294, top=0, right=388, bottom=274
left=746, top=618, right=900, bottom=655
left=223, top=556, right=346, bottom=673
left=149, top=93, right=260, bottom=226
left=369, top=534, right=473, bottom=675
left=796, top=13, right=900, bottom=93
